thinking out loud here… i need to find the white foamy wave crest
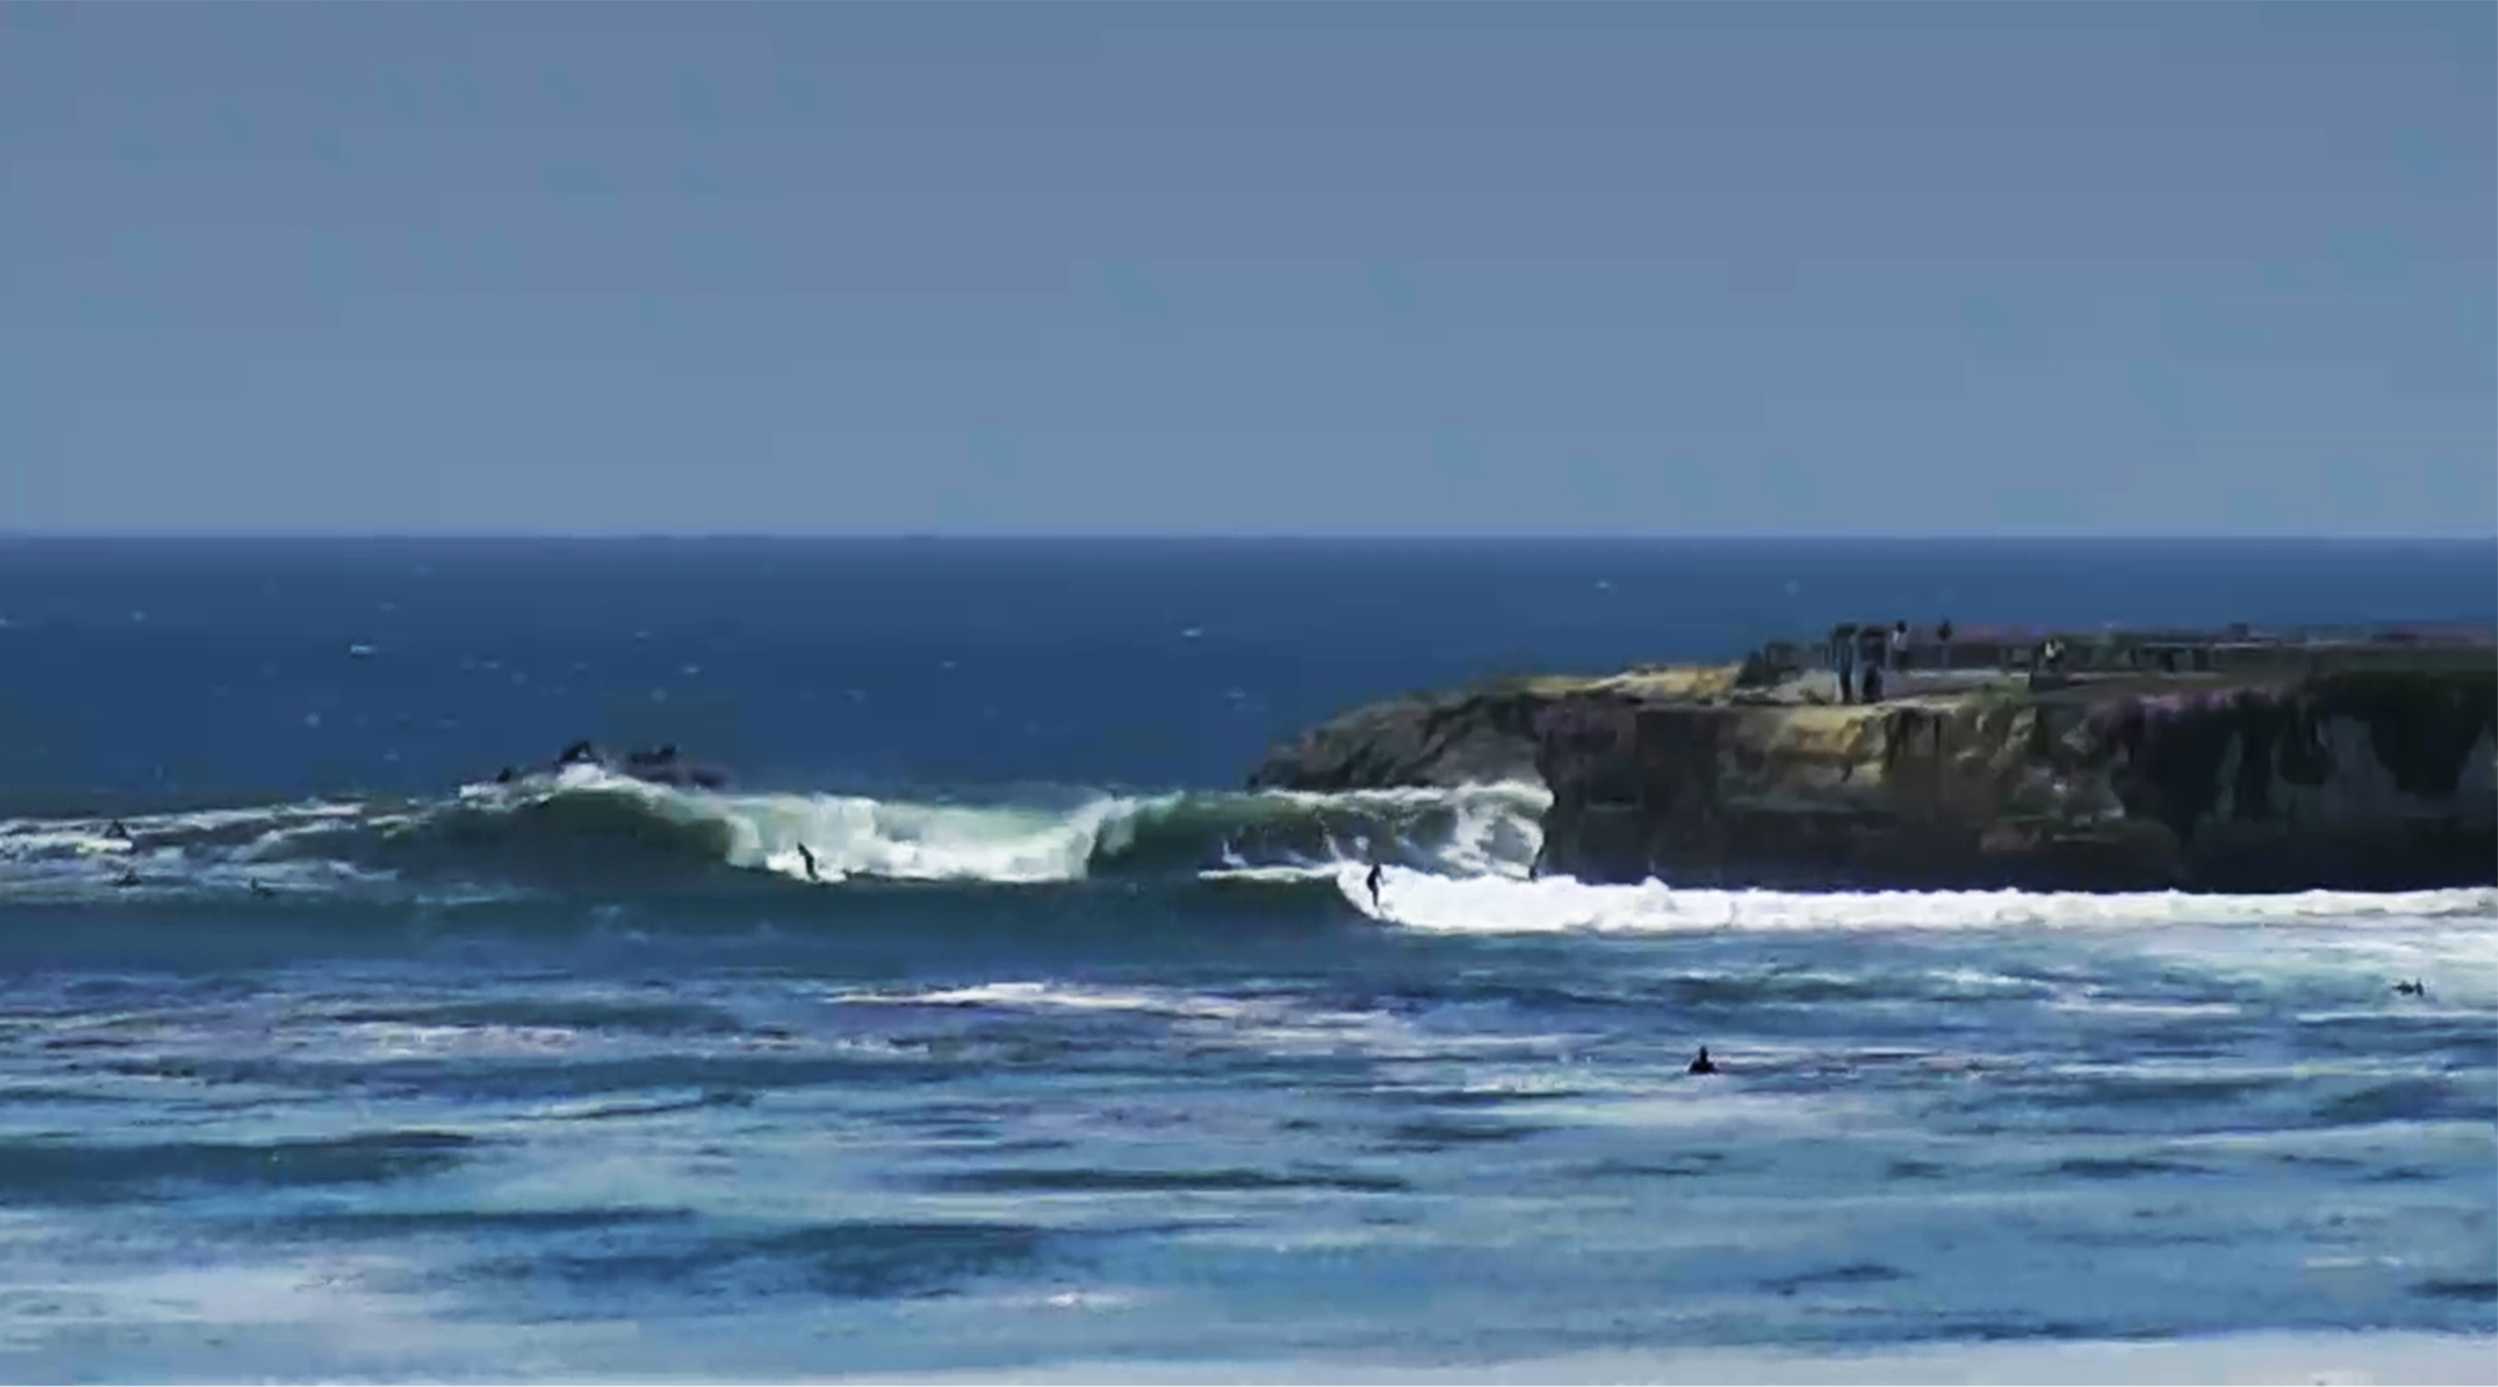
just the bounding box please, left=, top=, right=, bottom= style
left=751, top=795, right=1132, bottom=884
left=0, top=801, right=366, bottom=862
left=460, top=765, right=1121, bottom=883
left=459, top=767, right=1548, bottom=886
left=830, top=981, right=1262, bottom=1020
left=0, top=799, right=401, bottom=902
left=824, top=981, right=1400, bottom=1045
left=0, top=827, right=133, bottom=859
left=1344, top=867, right=2498, bottom=936
left=1249, top=782, right=1549, bottom=878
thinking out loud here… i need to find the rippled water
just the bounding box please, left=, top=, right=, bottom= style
left=2, top=897, right=2491, bottom=1379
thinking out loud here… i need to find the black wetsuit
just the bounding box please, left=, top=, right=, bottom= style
left=1365, top=864, right=1383, bottom=910
left=1687, top=1047, right=1717, bottom=1075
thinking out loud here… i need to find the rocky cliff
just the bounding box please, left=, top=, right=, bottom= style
left=1245, top=667, right=1738, bottom=791
left=1250, top=665, right=2496, bottom=892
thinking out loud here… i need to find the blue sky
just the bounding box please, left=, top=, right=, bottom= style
left=3, top=3, right=2490, bottom=535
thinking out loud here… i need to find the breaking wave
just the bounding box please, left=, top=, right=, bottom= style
left=0, top=767, right=1547, bottom=902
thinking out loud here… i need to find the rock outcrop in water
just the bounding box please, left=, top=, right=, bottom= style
left=524, top=741, right=730, bottom=790
left=1249, top=646, right=2496, bottom=891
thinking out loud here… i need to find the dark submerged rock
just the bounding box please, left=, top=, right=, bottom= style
left=523, top=740, right=731, bottom=790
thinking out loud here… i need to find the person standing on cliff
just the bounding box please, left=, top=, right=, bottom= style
left=1857, top=624, right=1888, bottom=702
left=1889, top=621, right=1910, bottom=672
left=1831, top=623, right=1858, bottom=704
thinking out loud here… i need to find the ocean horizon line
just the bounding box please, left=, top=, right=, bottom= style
left=5, top=529, right=2493, bottom=545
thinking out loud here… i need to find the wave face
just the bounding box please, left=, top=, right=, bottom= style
left=0, top=768, right=1550, bottom=904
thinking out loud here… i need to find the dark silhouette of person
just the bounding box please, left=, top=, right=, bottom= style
left=557, top=740, right=600, bottom=767
left=1687, top=1046, right=1717, bottom=1075
left=1856, top=624, right=1888, bottom=701
left=494, top=766, right=517, bottom=785
left=1830, top=623, right=1858, bottom=704
left=2394, top=979, right=2426, bottom=997
left=107, top=820, right=131, bottom=840
left=1365, top=861, right=1384, bottom=910
left=1936, top=619, right=1954, bottom=671
left=796, top=842, right=820, bottom=883
left=113, top=869, right=141, bottom=888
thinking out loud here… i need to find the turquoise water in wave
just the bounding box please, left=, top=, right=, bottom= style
left=0, top=538, right=2491, bottom=1380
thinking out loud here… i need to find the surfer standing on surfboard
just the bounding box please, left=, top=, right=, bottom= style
left=1365, top=860, right=1383, bottom=911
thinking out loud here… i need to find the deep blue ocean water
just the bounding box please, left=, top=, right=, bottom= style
left=1, top=537, right=2492, bottom=1380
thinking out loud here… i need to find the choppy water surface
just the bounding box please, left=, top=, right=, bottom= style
left=4, top=874, right=2491, bottom=1380
left=1, top=539, right=2490, bottom=1379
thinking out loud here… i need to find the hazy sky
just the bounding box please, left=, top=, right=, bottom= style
left=4, top=3, right=2490, bottom=535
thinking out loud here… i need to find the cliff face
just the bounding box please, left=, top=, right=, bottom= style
left=1245, top=668, right=1739, bottom=791
left=1253, top=667, right=2496, bottom=892
left=1243, top=687, right=1545, bottom=791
